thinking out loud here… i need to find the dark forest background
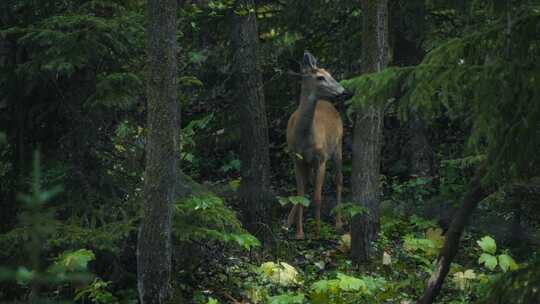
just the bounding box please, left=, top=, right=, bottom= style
left=0, top=0, right=539, bottom=303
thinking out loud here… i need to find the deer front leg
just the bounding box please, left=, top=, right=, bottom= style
left=287, top=160, right=308, bottom=239
left=314, top=161, right=327, bottom=237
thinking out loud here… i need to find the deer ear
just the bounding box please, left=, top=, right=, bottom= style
left=302, top=51, right=318, bottom=70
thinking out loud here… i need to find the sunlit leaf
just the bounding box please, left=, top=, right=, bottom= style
left=268, top=293, right=304, bottom=304
left=498, top=254, right=518, bottom=272
left=289, top=196, right=310, bottom=207
left=478, top=253, right=498, bottom=270
left=477, top=236, right=497, bottom=254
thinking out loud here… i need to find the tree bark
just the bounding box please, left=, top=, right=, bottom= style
left=137, top=0, right=179, bottom=303
left=350, top=0, right=389, bottom=263
left=0, top=7, right=21, bottom=231
left=407, top=115, right=434, bottom=177
left=390, top=1, right=433, bottom=179
left=231, top=0, right=272, bottom=241
left=418, top=165, right=487, bottom=304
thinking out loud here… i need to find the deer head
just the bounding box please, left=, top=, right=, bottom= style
left=300, top=51, right=349, bottom=100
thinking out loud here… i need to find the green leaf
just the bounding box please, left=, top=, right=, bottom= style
left=478, top=253, right=498, bottom=270
left=498, top=254, right=518, bottom=272
left=230, top=233, right=260, bottom=249
left=228, top=179, right=241, bottom=191
left=477, top=236, right=497, bottom=254
left=289, top=196, right=310, bottom=207
left=189, top=51, right=207, bottom=64
left=259, top=262, right=299, bottom=286
left=267, top=293, right=305, bottom=304
left=55, top=249, right=95, bottom=272
left=311, top=279, right=336, bottom=293
left=15, top=267, right=34, bottom=285
left=207, top=297, right=219, bottom=304
left=337, top=273, right=366, bottom=292
left=277, top=196, right=289, bottom=206
left=179, top=76, right=203, bottom=87
left=452, top=269, right=476, bottom=290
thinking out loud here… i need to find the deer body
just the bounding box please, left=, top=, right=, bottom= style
left=286, top=52, right=346, bottom=239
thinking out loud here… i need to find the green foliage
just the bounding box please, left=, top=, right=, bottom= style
left=310, top=273, right=386, bottom=304
left=221, top=158, right=241, bottom=174
left=75, top=278, right=118, bottom=304
left=331, top=203, right=367, bottom=222
left=341, top=67, right=412, bottom=110
left=403, top=227, right=444, bottom=259
left=343, top=9, right=540, bottom=182
left=260, top=262, right=299, bottom=286
left=277, top=196, right=311, bottom=207
left=50, top=249, right=95, bottom=274
left=1, top=0, right=539, bottom=303
left=174, top=194, right=260, bottom=250
left=478, top=253, right=498, bottom=271
left=182, top=113, right=215, bottom=170
left=267, top=293, right=305, bottom=304
left=0, top=152, right=99, bottom=301
left=477, top=236, right=497, bottom=255
left=478, top=256, right=540, bottom=304
left=382, top=176, right=434, bottom=215
left=477, top=236, right=518, bottom=272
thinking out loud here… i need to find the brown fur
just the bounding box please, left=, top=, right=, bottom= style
left=287, top=100, right=343, bottom=158
left=287, top=51, right=345, bottom=239
left=285, top=70, right=344, bottom=239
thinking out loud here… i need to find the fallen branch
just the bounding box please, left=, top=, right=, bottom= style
left=418, top=164, right=488, bottom=304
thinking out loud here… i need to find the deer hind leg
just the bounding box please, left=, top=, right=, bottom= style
left=334, top=147, right=344, bottom=231
left=314, top=160, right=327, bottom=237
left=287, top=160, right=309, bottom=239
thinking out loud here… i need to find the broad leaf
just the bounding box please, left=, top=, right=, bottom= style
left=452, top=269, right=476, bottom=290
left=289, top=196, right=310, bottom=207
left=498, top=254, right=518, bottom=272
left=477, top=236, right=497, bottom=254
left=277, top=196, right=289, bottom=206
left=478, top=253, right=498, bottom=270
left=268, top=293, right=305, bottom=304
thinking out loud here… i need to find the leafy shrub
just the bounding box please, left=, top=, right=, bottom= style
left=310, top=273, right=386, bottom=304
left=260, top=262, right=299, bottom=287
left=173, top=194, right=260, bottom=250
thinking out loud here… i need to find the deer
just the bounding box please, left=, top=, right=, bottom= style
left=285, top=51, right=349, bottom=239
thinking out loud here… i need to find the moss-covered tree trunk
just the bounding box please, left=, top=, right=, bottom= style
left=137, top=0, right=179, bottom=303
left=351, top=0, right=389, bottom=263
left=231, top=0, right=272, bottom=241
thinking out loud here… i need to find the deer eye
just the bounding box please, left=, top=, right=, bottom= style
left=316, top=76, right=325, bottom=81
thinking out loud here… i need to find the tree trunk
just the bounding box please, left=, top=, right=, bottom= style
left=231, top=0, right=272, bottom=241
left=0, top=8, right=21, bottom=231
left=418, top=165, right=487, bottom=304
left=407, top=115, right=433, bottom=177
left=137, top=0, right=179, bottom=303
left=350, top=0, right=389, bottom=263
left=390, top=1, right=433, bottom=179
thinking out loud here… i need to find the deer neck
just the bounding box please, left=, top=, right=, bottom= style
left=294, top=83, right=318, bottom=153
